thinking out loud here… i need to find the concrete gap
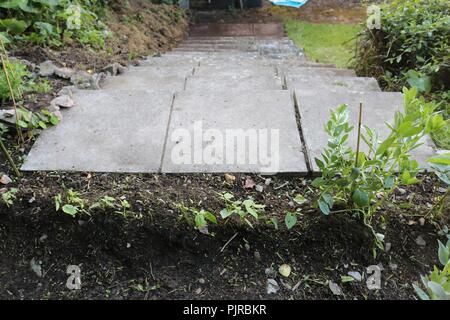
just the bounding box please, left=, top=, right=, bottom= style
left=159, top=93, right=177, bottom=173
left=282, top=74, right=288, bottom=90
left=292, top=90, right=313, bottom=175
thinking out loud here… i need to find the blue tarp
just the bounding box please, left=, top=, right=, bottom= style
left=269, top=0, right=308, bottom=9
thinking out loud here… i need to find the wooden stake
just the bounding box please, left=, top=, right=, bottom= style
left=0, top=138, right=21, bottom=177
left=355, top=102, right=363, bottom=167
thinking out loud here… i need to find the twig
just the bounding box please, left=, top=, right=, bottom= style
left=0, top=138, right=20, bottom=177
left=274, top=181, right=289, bottom=190
left=355, top=102, right=363, bottom=167
left=220, top=232, right=238, bottom=253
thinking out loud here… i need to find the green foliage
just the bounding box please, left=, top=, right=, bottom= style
left=428, top=153, right=450, bottom=186
left=27, top=77, right=52, bottom=93
left=313, top=88, right=446, bottom=247
left=0, top=0, right=110, bottom=48
left=1, top=187, right=18, bottom=207
left=0, top=59, right=29, bottom=101
left=413, top=240, right=450, bottom=300
left=356, top=0, right=449, bottom=93
left=54, top=189, right=86, bottom=217
left=218, top=192, right=265, bottom=228
left=175, top=202, right=217, bottom=235
left=14, top=107, right=60, bottom=136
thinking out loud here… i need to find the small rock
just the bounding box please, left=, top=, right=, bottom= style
left=224, top=173, right=236, bottom=184
left=265, top=267, right=276, bottom=277
left=328, top=281, right=343, bottom=295
left=38, top=60, right=56, bottom=77
left=255, top=185, right=264, bottom=193
left=54, top=67, right=75, bottom=79
left=419, top=218, right=425, bottom=226
left=39, top=234, right=48, bottom=242
left=416, top=235, right=426, bottom=247
left=264, top=178, right=272, bottom=185
left=438, top=187, right=447, bottom=193
left=244, top=243, right=250, bottom=251
left=30, top=258, right=43, bottom=277
left=389, top=263, right=398, bottom=270
left=348, top=271, right=362, bottom=282
left=198, top=278, right=205, bottom=284
left=57, top=86, right=75, bottom=97
left=194, top=287, right=202, bottom=295
left=266, top=279, right=279, bottom=294
left=397, top=187, right=407, bottom=195
left=51, top=95, right=74, bottom=108
left=254, top=251, right=261, bottom=262
left=46, top=103, right=60, bottom=113
left=126, top=243, right=131, bottom=248
left=385, top=242, right=392, bottom=252
left=102, top=63, right=126, bottom=76
left=278, top=264, right=291, bottom=278
left=0, top=174, right=12, bottom=185
left=0, top=109, right=17, bottom=125
left=51, top=111, right=63, bottom=121
left=244, top=177, right=255, bottom=189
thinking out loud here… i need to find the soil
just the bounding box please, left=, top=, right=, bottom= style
left=1, top=2, right=449, bottom=301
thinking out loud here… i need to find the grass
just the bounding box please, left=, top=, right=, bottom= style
left=284, top=20, right=362, bottom=68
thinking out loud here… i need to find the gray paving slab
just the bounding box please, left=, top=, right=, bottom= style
left=162, top=90, right=307, bottom=173
left=124, top=65, right=195, bottom=77
left=22, top=90, right=174, bottom=172
left=101, top=75, right=186, bottom=91
left=194, top=64, right=276, bottom=77
left=287, top=76, right=381, bottom=92
left=295, top=90, right=436, bottom=172
left=280, top=67, right=356, bottom=77
left=185, top=74, right=282, bottom=91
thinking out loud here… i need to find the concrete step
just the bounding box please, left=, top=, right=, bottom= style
left=101, top=75, right=187, bottom=91
left=162, top=90, right=307, bottom=173
left=281, top=67, right=356, bottom=77
left=194, top=63, right=277, bottom=77
left=189, top=23, right=285, bottom=37
left=123, top=65, right=195, bottom=77
left=286, top=76, right=381, bottom=92
left=295, top=90, right=435, bottom=173
left=185, top=74, right=283, bottom=91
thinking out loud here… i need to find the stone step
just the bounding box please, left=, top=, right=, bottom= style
left=173, top=47, right=258, bottom=53
left=295, top=90, right=435, bottom=173
left=185, top=74, right=283, bottom=91
left=123, top=65, right=195, bottom=77
left=22, top=90, right=175, bottom=172
left=189, top=23, right=285, bottom=37
left=194, top=64, right=277, bottom=77
left=161, top=90, right=307, bottom=173
left=281, top=67, right=356, bottom=77
left=286, top=76, right=381, bottom=92
left=101, top=75, right=187, bottom=91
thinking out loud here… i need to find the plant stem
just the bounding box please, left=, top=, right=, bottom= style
left=355, top=102, right=363, bottom=167
left=0, top=138, right=21, bottom=177
left=0, top=51, right=24, bottom=144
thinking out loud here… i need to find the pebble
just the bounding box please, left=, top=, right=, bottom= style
left=39, top=234, right=48, bottom=242
left=264, top=178, right=272, bottom=185
left=348, top=271, right=362, bottom=282
left=0, top=174, right=12, bottom=185
left=416, top=235, right=426, bottom=247
left=266, top=279, right=279, bottom=294
left=328, top=281, right=343, bottom=295
left=389, top=263, right=398, bottom=270
left=254, top=251, right=261, bottom=262
left=30, top=258, right=43, bottom=278
left=198, top=278, right=205, bottom=284
left=51, top=95, right=74, bottom=108
left=244, top=243, right=250, bottom=251
left=385, top=242, right=392, bottom=252
left=255, top=185, right=264, bottom=193
left=419, top=218, right=425, bottom=226
left=265, top=267, right=276, bottom=277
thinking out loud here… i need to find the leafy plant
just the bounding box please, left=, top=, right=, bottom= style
left=413, top=240, right=450, bottom=300
left=426, top=153, right=450, bottom=217
left=218, top=192, right=265, bottom=228
left=0, top=59, right=29, bottom=102
left=1, top=187, right=18, bottom=207
left=54, top=189, right=86, bottom=217
left=313, top=88, right=446, bottom=247
left=175, top=202, right=217, bottom=235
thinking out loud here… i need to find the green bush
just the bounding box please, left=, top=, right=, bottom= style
left=0, top=59, right=30, bottom=102
left=355, top=0, right=449, bottom=92
left=0, top=0, right=110, bottom=48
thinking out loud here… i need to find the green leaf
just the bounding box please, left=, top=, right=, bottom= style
left=203, top=211, right=217, bottom=224
left=0, top=18, right=28, bottom=35
left=352, top=189, right=369, bottom=207
left=350, top=167, right=360, bottom=180
left=220, top=208, right=232, bottom=219
left=427, top=153, right=450, bottom=166
left=194, top=213, right=207, bottom=229
left=384, top=176, right=395, bottom=189
left=318, top=199, right=330, bottom=215
left=312, top=177, right=325, bottom=188
left=284, top=212, right=297, bottom=230
left=406, top=70, right=432, bottom=94
left=413, top=284, right=430, bottom=300
left=0, top=0, right=27, bottom=9
left=293, top=194, right=307, bottom=205
left=62, top=204, right=77, bottom=217
left=438, top=241, right=449, bottom=266
left=341, top=276, right=355, bottom=283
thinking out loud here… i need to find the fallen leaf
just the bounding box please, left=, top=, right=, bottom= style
left=329, top=281, right=343, bottom=295
left=0, top=174, right=12, bottom=185
left=244, top=178, right=255, bottom=189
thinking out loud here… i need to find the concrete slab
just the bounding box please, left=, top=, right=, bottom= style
left=295, top=90, right=436, bottom=172
left=185, top=75, right=283, bottom=91
left=194, top=64, right=277, bottom=77
left=101, top=75, right=186, bottom=91
left=124, top=65, right=195, bottom=77
left=287, top=76, right=381, bottom=92
left=280, top=67, right=356, bottom=78
left=162, top=90, right=307, bottom=173
left=189, top=23, right=284, bottom=37
left=22, top=90, right=174, bottom=172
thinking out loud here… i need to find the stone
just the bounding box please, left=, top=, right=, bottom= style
left=255, top=185, right=264, bottom=193
left=22, top=90, right=174, bottom=172
left=0, top=109, right=17, bottom=125
left=287, top=75, right=381, bottom=92
left=57, top=86, right=75, bottom=97
left=348, top=271, right=362, bottom=281
left=30, top=258, right=43, bottom=277
left=280, top=67, right=356, bottom=78
left=102, top=62, right=126, bottom=76
left=0, top=174, right=12, bottom=185
left=101, top=75, right=186, bottom=91
left=329, top=281, right=343, bottom=295
left=266, top=279, right=280, bottom=294
left=185, top=75, right=282, bottom=92
left=295, top=90, right=436, bottom=172
left=416, top=235, right=426, bottom=247
left=51, top=95, right=74, bottom=108
left=38, top=60, right=56, bottom=77
left=54, top=67, right=75, bottom=79
left=162, top=91, right=307, bottom=173
left=70, top=71, right=92, bottom=87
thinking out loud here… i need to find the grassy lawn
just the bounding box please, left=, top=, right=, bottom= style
left=284, top=20, right=362, bottom=68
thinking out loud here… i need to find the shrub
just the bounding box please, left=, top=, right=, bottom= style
left=312, top=88, right=446, bottom=247
left=0, top=0, right=110, bottom=48
left=355, top=0, right=450, bottom=94
left=0, top=59, right=30, bottom=102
